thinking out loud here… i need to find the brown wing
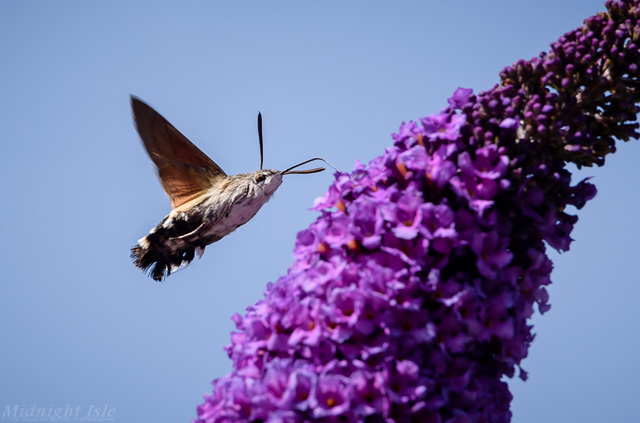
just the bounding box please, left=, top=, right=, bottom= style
left=131, top=96, right=227, bottom=209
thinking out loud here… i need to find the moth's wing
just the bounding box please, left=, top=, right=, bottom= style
left=131, top=96, right=227, bottom=210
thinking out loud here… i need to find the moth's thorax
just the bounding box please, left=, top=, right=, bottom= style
left=171, top=169, right=283, bottom=244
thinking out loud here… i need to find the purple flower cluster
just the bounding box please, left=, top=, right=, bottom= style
left=196, top=1, right=640, bottom=422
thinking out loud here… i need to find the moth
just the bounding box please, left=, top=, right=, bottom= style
left=130, top=96, right=332, bottom=281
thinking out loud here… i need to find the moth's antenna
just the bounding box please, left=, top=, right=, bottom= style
left=281, top=157, right=339, bottom=175
left=257, top=112, right=264, bottom=170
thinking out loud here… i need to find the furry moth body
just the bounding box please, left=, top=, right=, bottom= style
left=130, top=96, right=331, bottom=281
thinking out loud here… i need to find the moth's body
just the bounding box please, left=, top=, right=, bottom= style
left=134, top=170, right=283, bottom=280
left=129, top=96, right=326, bottom=281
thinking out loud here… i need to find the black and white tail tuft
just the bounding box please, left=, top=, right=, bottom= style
left=131, top=213, right=204, bottom=281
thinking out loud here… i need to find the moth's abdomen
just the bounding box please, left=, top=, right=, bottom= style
left=131, top=211, right=206, bottom=281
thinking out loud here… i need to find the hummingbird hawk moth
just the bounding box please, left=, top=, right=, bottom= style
left=130, top=96, right=333, bottom=281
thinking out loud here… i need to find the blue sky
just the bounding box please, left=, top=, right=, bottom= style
left=1, top=1, right=639, bottom=422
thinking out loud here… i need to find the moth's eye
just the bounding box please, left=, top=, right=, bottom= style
left=255, top=174, right=266, bottom=183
